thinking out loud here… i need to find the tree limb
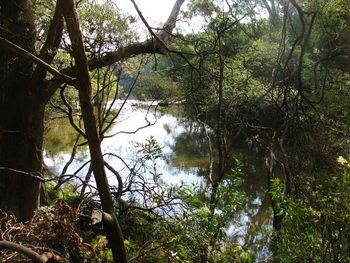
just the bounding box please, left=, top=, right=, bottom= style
left=104, top=161, right=123, bottom=198
left=131, top=0, right=199, bottom=71
left=0, top=167, right=47, bottom=182
left=88, top=0, right=185, bottom=70
left=59, top=86, right=86, bottom=137
left=0, top=37, right=76, bottom=86
left=34, top=0, right=64, bottom=80
left=0, top=240, right=45, bottom=263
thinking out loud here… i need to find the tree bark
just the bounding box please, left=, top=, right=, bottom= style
left=261, top=0, right=280, bottom=25
left=0, top=0, right=44, bottom=221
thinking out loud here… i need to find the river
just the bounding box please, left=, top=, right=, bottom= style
left=44, top=100, right=272, bottom=261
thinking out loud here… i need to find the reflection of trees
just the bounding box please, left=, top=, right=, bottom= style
left=231, top=143, right=273, bottom=257
left=243, top=193, right=272, bottom=255
left=169, top=122, right=211, bottom=171
left=169, top=120, right=273, bottom=257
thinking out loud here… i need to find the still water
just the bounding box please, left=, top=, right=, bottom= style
left=45, top=100, right=272, bottom=261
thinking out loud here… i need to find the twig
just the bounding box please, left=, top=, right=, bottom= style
left=0, top=167, right=47, bottom=182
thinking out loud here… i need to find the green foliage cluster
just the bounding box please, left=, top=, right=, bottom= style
left=166, top=1, right=350, bottom=262
left=133, top=72, right=182, bottom=101
left=78, top=0, right=136, bottom=53
left=269, top=178, right=286, bottom=218
left=93, top=157, right=248, bottom=262
left=130, top=56, right=183, bottom=102
left=271, top=160, right=350, bottom=262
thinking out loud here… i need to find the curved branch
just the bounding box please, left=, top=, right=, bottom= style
left=59, top=86, right=86, bottom=137
left=89, top=0, right=185, bottom=70
left=104, top=161, right=123, bottom=198
left=0, top=167, right=46, bottom=182
left=88, top=41, right=164, bottom=69
left=45, top=0, right=187, bottom=98
left=0, top=240, right=45, bottom=263
left=130, top=0, right=198, bottom=72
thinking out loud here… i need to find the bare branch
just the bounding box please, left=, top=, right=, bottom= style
left=0, top=240, right=45, bottom=263
left=104, top=161, right=123, bottom=198
left=0, top=167, right=46, bottom=182
left=59, top=86, right=86, bottom=137
left=0, top=37, right=76, bottom=86
left=100, top=63, right=142, bottom=136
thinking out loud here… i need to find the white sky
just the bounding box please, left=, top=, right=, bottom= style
left=114, top=0, right=204, bottom=35
left=115, top=0, right=180, bottom=25
left=113, top=0, right=267, bottom=34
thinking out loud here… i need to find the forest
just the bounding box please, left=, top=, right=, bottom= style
left=0, top=0, right=349, bottom=262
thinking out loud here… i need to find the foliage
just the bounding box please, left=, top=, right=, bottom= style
left=213, top=162, right=246, bottom=229
left=130, top=56, right=183, bottom=101
left=269, top=178, right=286, bottom=217
left=44, top=182, right=81, bottom=207
left=271, top=159, right=350, bottom=262
left=135, top=136, right=163, bottom=182
left=157, top=161, right=247, bottom=262
left=133, top=72, right=182, bottom=101
left=136, top=136, right=163, bottom=162
left=89, top=235, right=114, bottom=262
left=78, top=0, right=136, bottom=55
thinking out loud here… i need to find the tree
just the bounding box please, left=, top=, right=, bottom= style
left=0, top=0, right=45, bottom=221
left=168, top=0, right=265, bottom=258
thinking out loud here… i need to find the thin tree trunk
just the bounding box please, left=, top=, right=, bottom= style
left=59, top=0, right=127, bottom=262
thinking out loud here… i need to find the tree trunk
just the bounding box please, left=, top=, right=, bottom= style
left=59, top=0, right=127, bottom=261
left=0, top=0, right=44, bottom=221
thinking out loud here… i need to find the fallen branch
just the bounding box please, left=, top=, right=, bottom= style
left=0, top=240, right=45, bottom=263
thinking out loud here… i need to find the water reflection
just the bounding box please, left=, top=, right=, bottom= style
left=167, top=119, right=273, bottom=261
left=44, top=100, right=272, bottom=261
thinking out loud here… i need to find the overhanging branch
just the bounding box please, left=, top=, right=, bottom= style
left=88, top=0, right=185, bottom=70
left=0, top=37, right=76, bottom=86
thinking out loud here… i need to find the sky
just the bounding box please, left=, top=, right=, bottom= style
left=114, top=0, right=204, bottom=35
left=115, top=0, right=180, bottom=25
left=108, top=0, right=267, bottom=36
